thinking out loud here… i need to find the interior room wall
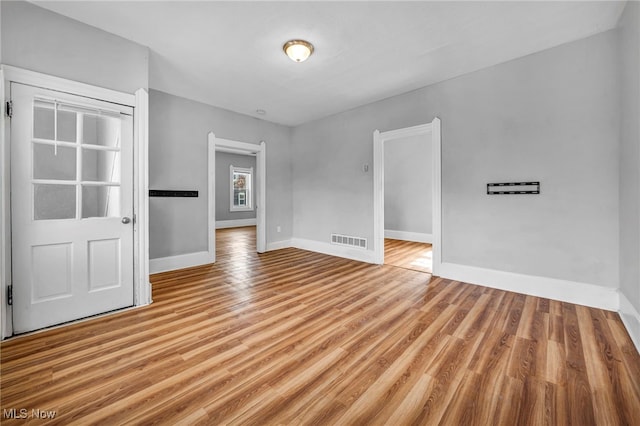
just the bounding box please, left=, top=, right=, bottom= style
left=215, top=152, right=257, bottom=222
left=149, top=89, right=292, bottom=260
left=617, top=0, right=640, bottom=346
left=1, top=0, right=149, bottom=93
left=384, top=133, right=432, bottom=238
left=0, top=1, right=3, bottom=62
left=292, top=29, right=620, bottom=289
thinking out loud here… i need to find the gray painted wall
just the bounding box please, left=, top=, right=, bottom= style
left=618, top=2, right=640, bottom=315
left=1, top=1, right=149, bottom=93
left=0, top=1, right=3, bottom=63
left=216, top=152, right=257, bottom=222
left=292, top=29, right=620, bottom=288
left=149, top=89, right=292, bottom=259
left=384, top=134, right=432, bottom=234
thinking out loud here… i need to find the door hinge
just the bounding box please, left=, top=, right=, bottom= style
left=7, top=285, right=13, bottom=306
left=5, top=101, right=12, bottom=118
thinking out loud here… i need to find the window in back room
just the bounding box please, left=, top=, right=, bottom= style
left=230, top=166, right=253, bottom=211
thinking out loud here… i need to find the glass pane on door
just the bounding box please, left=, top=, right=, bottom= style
left=83, top=114, right=120, bottom=148
left=33, top=106, right=54, bottom=140
left=57, top=110, right=77, bottom=142
left=33, top=144, right=77, bottom=180
left=33, top=104, right=77, bottom=142
left=34, top=184, right=76, bottom=220
left=82, top=186, right=120, bottom=218
left=82, top=149, right=120, bottom=183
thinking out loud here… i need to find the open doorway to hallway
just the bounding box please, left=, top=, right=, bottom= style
left=209, top=135, right=266, bottom=263
left=373, top=119, right=441, bottom=275
left=215, top=150, right=258, bottom=253
left=379, top=124, right=435, bottom=274
left=383, top=131, right=433, bottom=274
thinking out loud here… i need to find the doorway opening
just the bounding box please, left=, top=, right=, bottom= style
left=373, top=118, right=441, bottom=276
left=208, top=134, right=266, bottom=263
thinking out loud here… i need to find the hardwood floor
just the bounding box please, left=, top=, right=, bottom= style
left=384, top=238, right=432, bottom=273
left=1, top=226, right=639, bottom=424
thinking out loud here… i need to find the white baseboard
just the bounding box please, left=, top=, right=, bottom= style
left=266, top=239, right=292, bottom=251
left=215, top=218, right=257, bottom=229
left=149, top=251, right=214, bottom=274
left=619, top=290, right=640, bottom=353
left=439, top=262, right=619, bottom=312
left=384, top=230, right=432, bottom=243
left=291, top=238, right=377, bottom=264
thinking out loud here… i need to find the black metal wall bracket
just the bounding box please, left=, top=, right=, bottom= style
left=149, top=190, right=199, bottom=197
left=487, top=182, right=540, bottom=195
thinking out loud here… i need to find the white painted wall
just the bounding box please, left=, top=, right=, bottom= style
left=617, top=1, right=640, bottom=347
left=149, top=89, right=292, bottom=260
left=1, top=1, right=149, bottom=93
left=384, top=133, right=432, bottom=236
left=292, top=29, right=620, bottom=289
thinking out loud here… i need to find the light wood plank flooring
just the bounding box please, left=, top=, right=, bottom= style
left=385, top=238, right=432, bottom=273
left=1, top=226, right=639, bottom=424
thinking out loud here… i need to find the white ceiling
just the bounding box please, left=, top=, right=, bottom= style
left=32, top=1, right=626, bottom=127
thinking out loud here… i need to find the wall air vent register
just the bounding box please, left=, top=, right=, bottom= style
left=331, top=233, right=367, bottom=249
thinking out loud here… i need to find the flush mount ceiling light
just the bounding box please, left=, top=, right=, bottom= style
left=283, top=39, right=314, bottom=63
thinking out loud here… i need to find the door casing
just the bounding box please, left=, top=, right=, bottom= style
left=373, top=118, right=442, bottom=275
left=209, top=133, right=267, bottom=263
left=0, top=65, right=151, bottom=339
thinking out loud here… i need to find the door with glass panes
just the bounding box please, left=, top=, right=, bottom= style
left=10, top=83, right=134, bottom=333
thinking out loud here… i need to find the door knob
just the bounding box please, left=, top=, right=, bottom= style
left=122, top=217, right=131, bottom=224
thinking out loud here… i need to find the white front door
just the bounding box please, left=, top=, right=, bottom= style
left=10, top=83, right=134, bottom=333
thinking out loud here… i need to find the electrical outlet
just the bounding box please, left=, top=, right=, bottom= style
left=277, top=226, right=281, bottom=233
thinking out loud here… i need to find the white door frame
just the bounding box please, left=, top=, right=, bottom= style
left=373, top=117, right=442, bottom=275
left=208, top=133, right=266, bottom=262
left=0, top=65, right=151, bottom=339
